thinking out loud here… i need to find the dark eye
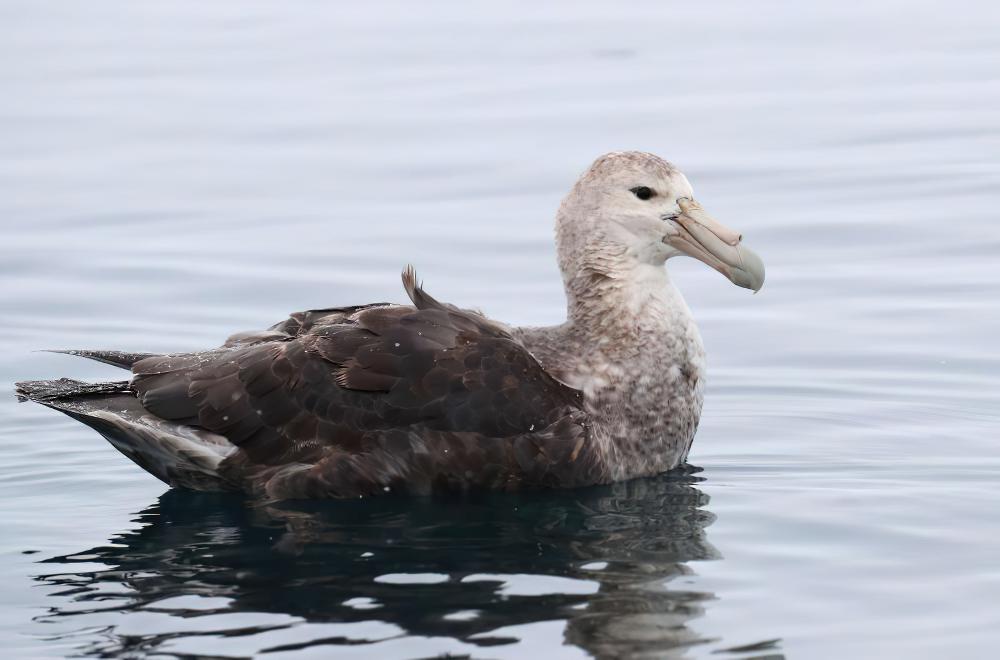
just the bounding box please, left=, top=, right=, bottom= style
left=630, top=186, right=655, bottom=201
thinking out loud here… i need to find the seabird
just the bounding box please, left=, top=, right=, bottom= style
left=16, top=152, right=764, bottom=500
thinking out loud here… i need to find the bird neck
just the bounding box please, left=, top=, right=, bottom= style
left=563, top=259, right=690, bottom=344
left=544, top=258, right=705, bottom=479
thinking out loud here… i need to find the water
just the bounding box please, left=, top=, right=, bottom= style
left=1, top=1, right=999, bottom=658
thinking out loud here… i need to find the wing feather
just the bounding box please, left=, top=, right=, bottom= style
left=126, top=276, right=602, bottom=498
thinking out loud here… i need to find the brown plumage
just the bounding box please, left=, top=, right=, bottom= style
left=16, top=152, right=764, bottom=500
left=18, top=268, right=604, bottom=500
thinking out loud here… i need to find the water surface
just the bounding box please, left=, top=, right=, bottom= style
left=2, top=1, right=999, bottom=658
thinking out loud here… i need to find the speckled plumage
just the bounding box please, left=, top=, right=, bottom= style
left=16, top=151, right=763, bottom=500
left=515, top=152, right=706, bottom=479
left=515, top=273, right=705, bottom=481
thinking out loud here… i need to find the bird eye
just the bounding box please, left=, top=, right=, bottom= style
left=630, top=186, right=655, bottom=201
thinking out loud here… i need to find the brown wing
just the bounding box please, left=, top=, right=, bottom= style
left=131, top=270, right=606, bottom=499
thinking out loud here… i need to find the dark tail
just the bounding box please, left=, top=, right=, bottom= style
left=42, top=349, right=158, bottom=370
left=15, top=377, right=236, bottom=492
left=15, top=377, right=131, bottom=402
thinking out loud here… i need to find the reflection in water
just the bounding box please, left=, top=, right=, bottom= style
left=32, top=473, right=742, bottom=658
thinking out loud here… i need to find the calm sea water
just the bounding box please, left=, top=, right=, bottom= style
left=2, top=2, right=999, bottom=658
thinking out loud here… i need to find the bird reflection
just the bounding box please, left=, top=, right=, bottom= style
left=34, top=471, right=721, bottom=658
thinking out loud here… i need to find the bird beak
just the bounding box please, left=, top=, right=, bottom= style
left=665, top=197, right=765, bottom=292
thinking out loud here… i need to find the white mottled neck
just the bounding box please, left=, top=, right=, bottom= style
left=515, top=260, right=707, bottom=480
left=564, top=261, right=683, bottom=342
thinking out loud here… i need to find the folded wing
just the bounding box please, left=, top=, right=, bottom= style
left=129, top=270, right=603, bottom=498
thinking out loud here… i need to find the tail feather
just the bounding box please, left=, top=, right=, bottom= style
left=43, top=349, right=158, bottom=370
left=16, top=377, right=131, bottom=402
left=15, top=378, right=236, bottom=492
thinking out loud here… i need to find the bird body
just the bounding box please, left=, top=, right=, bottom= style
left=16, top=152, right=763, bottom=500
